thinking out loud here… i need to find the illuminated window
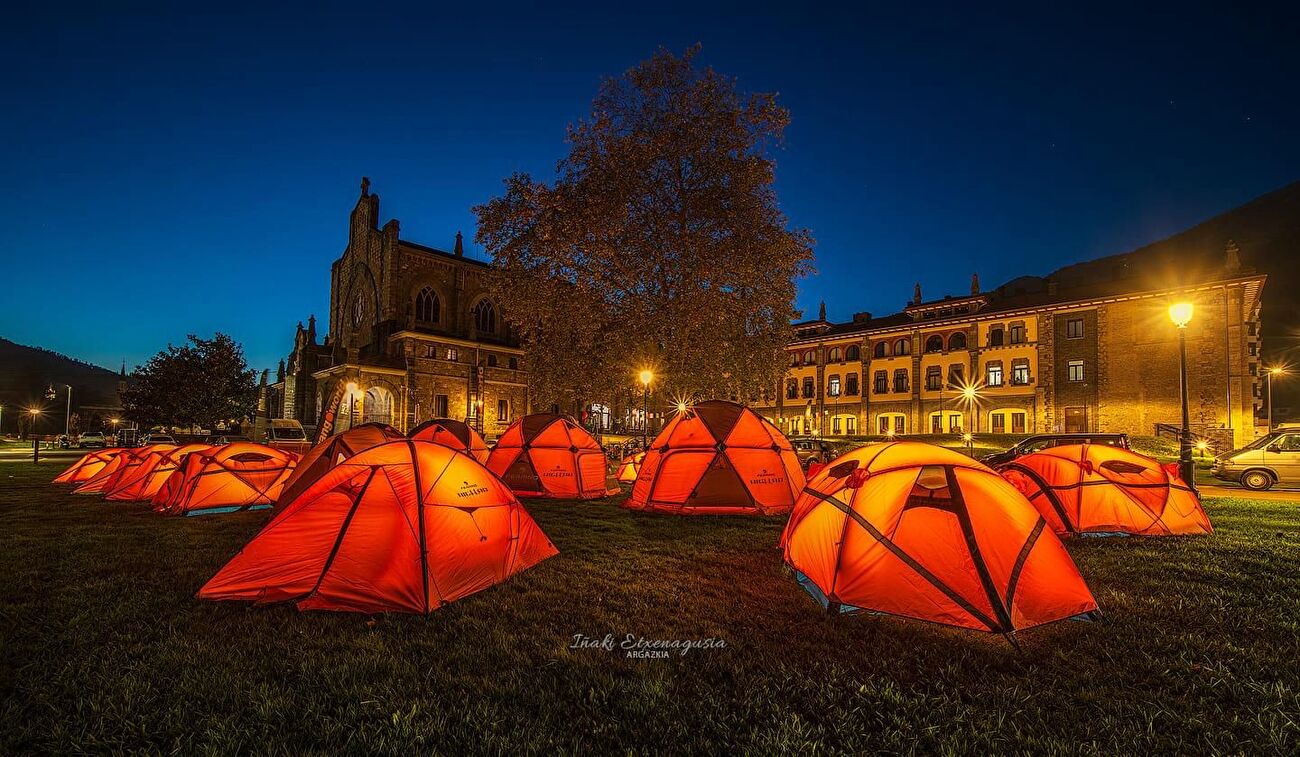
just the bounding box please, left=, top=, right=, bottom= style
left=414, top=287, right=440, bottom=323
left=786, top=379, right=798, bottom=400
left=1066, top=317, right=1084, bottom=339
left=446, top=348, right=459, bottom=362
left=828, top=376, right=841, bottom=396
left=804, top=350, right=817, bottom=365
left=1068, top=360, right=1085, bottom=382
left=497, top=399, right=510, bottom=423
left=1011, top=360, right=1030, bottom=385
left=986, top=362, right=1004, bottom=387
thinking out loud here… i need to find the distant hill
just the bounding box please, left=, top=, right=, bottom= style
left=1044, top=179, right=1300, bottom=410
left=0, top=337, right=123, bottom=434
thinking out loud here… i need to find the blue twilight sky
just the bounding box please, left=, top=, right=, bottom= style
left=2, top=2, right=1298, bottom=373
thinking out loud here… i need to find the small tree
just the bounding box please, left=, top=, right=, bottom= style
left=476, top=46, right=814, bottom=411
left=122, top=333, right=257, bottom=430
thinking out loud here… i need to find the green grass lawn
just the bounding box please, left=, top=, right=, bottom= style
left=1, top=461, right=1297, bottom=753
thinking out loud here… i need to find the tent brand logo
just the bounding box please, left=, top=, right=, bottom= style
left=541, top=465, right=574, bottom=479
left=749, top=468, right=785, bottom=486
left=456, top=481, right=490, bottom=498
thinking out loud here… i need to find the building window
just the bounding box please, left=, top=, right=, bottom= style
left=893, top=368, right=909, bottom=393
left=1011, top=360, right=1030, bottom=385
left=414, top=287, right=440, bottom=323
left=878, top=414, right=906, bottom=435
left=425, top=344, right=437, bottom=358
left=1068, top=360, right=1085, bottom=382
left=894, top=338, right=911, bottom=356
left=434, top=394, right=449, bottom=418
left=948, top=364, right=964, bottom=388
left=845, top=417, right=857, bottom=434
left=472, top=300, right=497, bottom=334
left=832, top=416, right=841, bottom=435
left=486, top=354, right=497, bottom=367
left=1066, top=317, right=1084, bottom=339
left=986, top=362, right=1004, bottom=387
left=991, top=412, right=1006, bottom=434
left=925, top=365, right=942, bottom=391
left=508, top=356, right=519, bottom=370
left=786, top=379, right=798, bottom=400
left=828, top=347, right=843, bottom=363
left=948, top=332, right=967, bottom=351
left=789, top=352, right=800, bottom=367
left=828, top=376, right=841, bottom=397
left=1009, top=323, right=1026, bottom=344
left=925, top=335, right=944, bottom=353
left=802, top=377, right=815, bottom=399
left=873, top=342, right=888, bottom=359
left=497, top=399, right=510, bottom=423
left=989, top=326, right=1004, bottom=347
left=874, top=371, right=888, bottom=394
left=804, top=350, right=817, bottom=365
left=845, top=373, right=859, bottom=396
left=845, top=345, right=861, bottom=361
left=1012, top=412, right=1026, bottom=433
left=446, top=348, right=459, bottom=362
left=351, top=290, right=365, bottom=329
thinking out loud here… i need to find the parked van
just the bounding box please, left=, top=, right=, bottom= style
left=1212, top=430, right=1300, bottom=490
left=261, top=419, right=312, bottom=455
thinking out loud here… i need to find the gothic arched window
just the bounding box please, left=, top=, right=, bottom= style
left=473, top=299, right=497, bottom=334
left=351, top=290, right=365, bottom=329
left=414, top=287, right=440, bottom=323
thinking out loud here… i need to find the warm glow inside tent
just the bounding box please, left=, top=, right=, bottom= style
left=408, top=418, right=490, bottom=463
left=277, top=423, right=405, bottom=506
left=998, top=444, right=1213, bottom=536
left=106, top=443, right=211, bottom=502
left=53, top=448, right=126, bottom=485
left=72, top=448, right=148, bottom=495
left=616, top=452, right=644, bottom=483
left=486, top=414, right=616, bottom=499
left=100, top=444, right=177, bottom=500
left=153, top=442, right=298, bottom=516
left=199, top=440, right=558, bottom=613
left=782, top=442, right=1098, bottom=635
left=626, top=400, right=804, bottom=515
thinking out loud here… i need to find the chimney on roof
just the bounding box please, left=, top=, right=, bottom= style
left=818, top=301, right=827, bottom=321
left=852, top=311, right=872, bottom=324
left=1225, top=239, right=1242, bottom=272
left=971, top=272, right=980, bottom=295
left=454, top=231, right=464, bottom=257
left=913, top=282, right=922, bottom=305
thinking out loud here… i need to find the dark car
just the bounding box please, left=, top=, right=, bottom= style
left=981, top=433, right=1130, bottom=468
left=789, top=437, right=837, bottom=468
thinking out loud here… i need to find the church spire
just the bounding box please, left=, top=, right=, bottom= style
left=454, top=231, right=464, bottom=257
left=913, top=282, right=923, bottom=305
left=971, top=272, right=980, bottom=295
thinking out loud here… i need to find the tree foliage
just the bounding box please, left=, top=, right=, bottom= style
left=121, top=333, right=257, bottom=430
left=475, top=46, right=814, bottom=411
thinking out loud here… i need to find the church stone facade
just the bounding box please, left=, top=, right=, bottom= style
left=264, top=179, right=528, bottom=439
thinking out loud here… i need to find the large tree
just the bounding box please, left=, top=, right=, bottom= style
left=475, top=46, right=814, bottom=412
left=121, top=333, right=257, bottom=430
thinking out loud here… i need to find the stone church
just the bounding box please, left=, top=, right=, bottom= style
left=262, top=179, right=528, bottom=439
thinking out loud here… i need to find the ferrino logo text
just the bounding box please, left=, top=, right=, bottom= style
left=541, top=465, right=574, bottom=479
left=749, top=467, right=785, bottom=486
left=456, top=480, right=491, bottom=498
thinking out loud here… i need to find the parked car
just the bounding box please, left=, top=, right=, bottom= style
left=76, top=431, right=108, bottom=448
left=142, top=434, right=177, bottom=445
left=789, top=437, right=837, bottom=468
left=980, top=433, right=1130, bottom=468
left=1212, top=430, right=1300, bottom=490
left=262, top=419, right=312, bottom=454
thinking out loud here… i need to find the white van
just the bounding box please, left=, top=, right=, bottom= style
left=1212, top=430, right=1300, bottom=490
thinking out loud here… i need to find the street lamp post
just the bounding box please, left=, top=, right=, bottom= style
left=29, top=408, right=41, bottom=463
left=1169, top=302, right=1195, bottom=486
left=638, top=369, right=653, bottom=449
left=1266, top=367, right=1286, bottom=430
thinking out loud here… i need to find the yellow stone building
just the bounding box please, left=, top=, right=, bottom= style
left=756, top=249, right=1266, bottom=450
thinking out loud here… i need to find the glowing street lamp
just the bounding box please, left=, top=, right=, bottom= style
left=1266, top=366, right=1287, bottom=430
left=28, top=408, right=42, bottom=462
left=1169, top=302, right=1195, bottom=485
left=638, top=369, right=654, bottom=448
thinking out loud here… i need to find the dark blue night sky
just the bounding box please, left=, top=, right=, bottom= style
left=3, top=2, right=1297, bottom=371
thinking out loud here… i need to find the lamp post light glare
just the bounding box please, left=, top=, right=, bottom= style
left=637, top=369, right=654, bottom=448
left=1266, top=366, right=1287, bottom=430
left=1170, top=301, right=1195, bottom=486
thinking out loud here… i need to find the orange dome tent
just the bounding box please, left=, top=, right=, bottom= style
left=198, top=440, right=557, bottom=613
left=153, top=442, right=298, bottom=516
left=616, top=452, right=644, bottom=483
left=998, top=444, right=1212, bottom=536
left=72, top=448, right=148, bottom=495
left=53, top=448, right=127, bottom=484
left=486, top=414, right=616, bottom=499
left=107, top=443, right=211, bottom=502
left=409, top=418, right=490, bottom=463
left=277, top=423, right=405, bottom=506
left=626, top=400, right=804, bottom=515
left=782, top=442, right=1098, bottom=636
left=100, top=444, right=177, bottom=500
